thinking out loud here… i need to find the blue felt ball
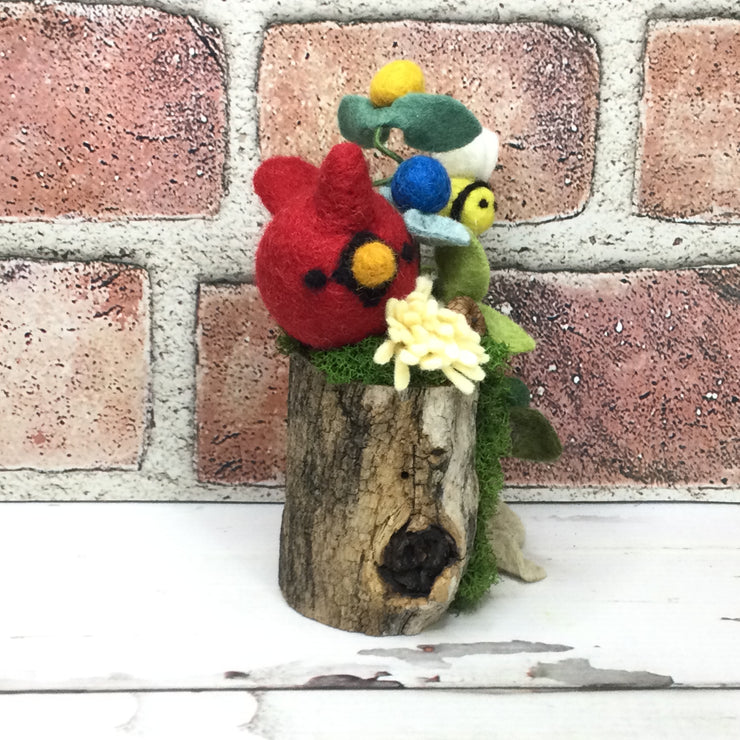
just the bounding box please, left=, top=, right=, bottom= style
left=390, top=155, right=451, bottom=213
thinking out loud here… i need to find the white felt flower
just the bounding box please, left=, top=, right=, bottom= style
left=431, top=128, right=499, bottom=182
left=373, top=276, right=489, bottom=394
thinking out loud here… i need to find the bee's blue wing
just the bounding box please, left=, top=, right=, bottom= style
left=378, top=187, right=471, bottom=247
left=403, top=209, right=471, bottom=247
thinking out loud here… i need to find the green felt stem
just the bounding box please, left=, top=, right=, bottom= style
left=434, top=232, right=491, bottom=304
left=372, top=176, right=393, bottom=187
left=373, top=127, right=403, bottom=164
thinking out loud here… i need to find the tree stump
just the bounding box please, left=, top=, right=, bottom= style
left=279, top=354, right=480, bottom=635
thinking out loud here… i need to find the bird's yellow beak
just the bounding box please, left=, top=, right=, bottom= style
left=351, top=240, right=397, bottom=288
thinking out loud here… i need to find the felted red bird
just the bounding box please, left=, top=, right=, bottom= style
left=254, top=142, right=420, bottom=349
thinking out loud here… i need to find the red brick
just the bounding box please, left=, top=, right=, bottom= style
left=259, top=21, right=598, bottom=224
left=0, top=3, right=226, bottom=220
left=196, top=284, right=288, bottom=485
left=0, top=261, right=150, bottom=469
left=488, top=268, right=740, bottom=487
left=637, top=20, right=740, bottom=222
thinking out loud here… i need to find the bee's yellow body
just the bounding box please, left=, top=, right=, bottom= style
left=439, top=178, right=495, bottom=235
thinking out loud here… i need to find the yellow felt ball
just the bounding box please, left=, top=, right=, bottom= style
left=352, top=240, right=397, bottom=288
left=369, top=60, right=425, bottom=108
left=439, top=177, right=495, bottom=235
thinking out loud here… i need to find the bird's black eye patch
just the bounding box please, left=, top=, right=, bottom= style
left=401, top=240, right=418, bottom=263
left=478, top=198, right=489, bottom=209
left=304, top=269, right=327, bottom=290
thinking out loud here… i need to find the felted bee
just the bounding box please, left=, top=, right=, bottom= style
left=253, top=142, right=420, bottom=349
left=440, top=178, right=495, bottom=235
left=434, top=128, right=499, bottom=236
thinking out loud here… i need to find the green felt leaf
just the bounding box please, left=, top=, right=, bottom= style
left=337, top=96, right=392, bottom=148
left=508, top=407, right=562, bottom=462
left=504, top=376, right=531, bottom=407
left=478, top=303, right=536, bottom=355
left=389, top=94, right=482, bottom=152
left=434, top=234, right=490, bottom=303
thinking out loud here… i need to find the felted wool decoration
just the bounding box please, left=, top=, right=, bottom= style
left=504, top=375, right=532, bottom=407
left=390, top=94, right=482, bottom=153
left=403, top=209, right=471, bottom=247
left=478, top=303, right=536, bottom=355
left=486, top=502, right=546, bottom=582
left=439, top=178, right=495, bottom=236
left=391, top=155, right=451, bottom=213
left=378, top=186, right=471, bottom=248
left=253, top=156, right=319, bottom=215
left=369, top=60, right=425, bottom=108
left=434, top=237, right=491, bottom=304
left=351, top=240, right=398, bottom=287
left=432, top=128, right=500, bottom=182
left=373, top=275, right=489, bottom=394
left=254, top=142, right=420, bottom=349
left=338, top=93, right=481, bottom=153
left=509, top=406, right=562, bottom=461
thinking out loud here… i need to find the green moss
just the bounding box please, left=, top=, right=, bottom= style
left=309, top=336, right=393, bottom=385
left=452, top=335, right=512, bottom=611
left=308, top=335, right=450, bottom=388
left=275, top=331, right=305, bottom=357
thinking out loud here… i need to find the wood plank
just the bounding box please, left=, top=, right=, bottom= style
left=252, top=689, right=740, bottom=739
left=0, top=503, right=738, bottom=692
left=0, top=690, right=738, bottom=739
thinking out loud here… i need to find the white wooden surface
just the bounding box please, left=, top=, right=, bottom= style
left=1, top=690, right=739, bottom=739
left=1, top=502, right=739, bottom=738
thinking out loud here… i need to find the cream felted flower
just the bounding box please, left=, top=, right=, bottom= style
left=373, top=276, right=489, bottom=393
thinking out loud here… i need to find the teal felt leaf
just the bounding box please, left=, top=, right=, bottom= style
left=403, top=209, right=471, bottom=247
left=434, top=233, right=490, bottom=303
left=508, top=407, right=562, bottom=462
left=337, top=96, right=392, bottom=148
left=504, top=376, right=531, bottom=407
left=389, top=94, right=482, bottom=152
left=478, top=303, right=536, bottom=355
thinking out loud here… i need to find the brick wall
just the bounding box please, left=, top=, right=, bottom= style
left=0, top=0, right=738, bottom=502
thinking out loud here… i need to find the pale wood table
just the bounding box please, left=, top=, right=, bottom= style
left=1, top=502, right=738, bottom=738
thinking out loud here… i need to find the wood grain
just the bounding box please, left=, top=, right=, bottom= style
left=280, top=354, right=479, bottom=635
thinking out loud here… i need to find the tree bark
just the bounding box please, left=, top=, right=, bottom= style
left=279, top=353, right=479, bottom=636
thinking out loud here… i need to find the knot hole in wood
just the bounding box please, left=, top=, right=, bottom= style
left=377, top=521, right=459, bottom=598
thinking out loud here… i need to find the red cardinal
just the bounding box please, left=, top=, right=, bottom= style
left=254, top=142, right=419, bottom=349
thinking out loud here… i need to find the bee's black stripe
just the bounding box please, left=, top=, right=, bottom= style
left=449, top=180, right=490, bottom=222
